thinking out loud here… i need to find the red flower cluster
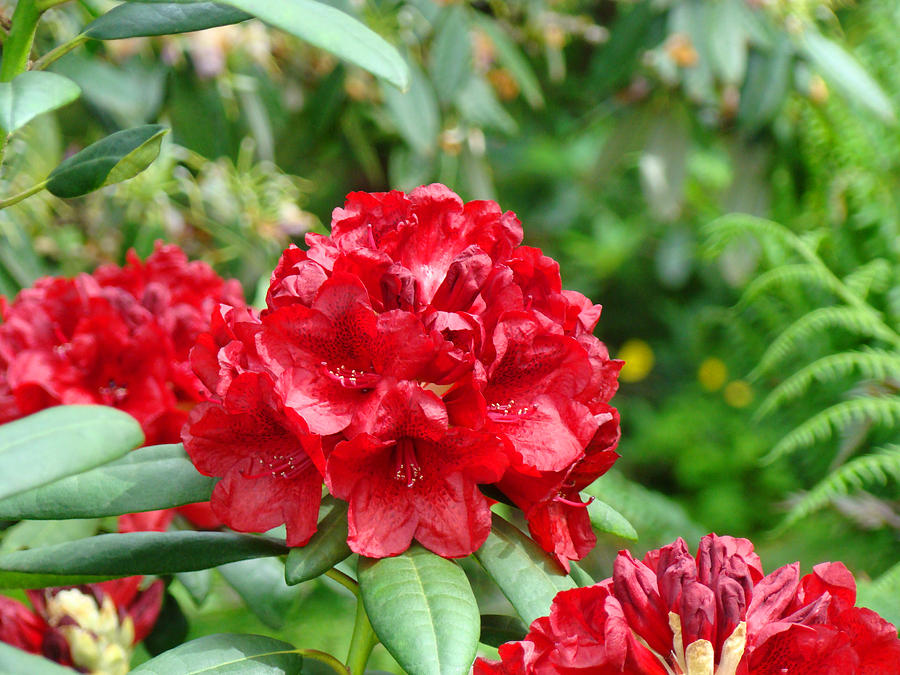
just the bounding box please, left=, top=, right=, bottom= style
left=475, top=534, right=900, bottom=674
left=0, top=243, right=245, bottom=531
left=0, top=577, right=163, bottom=674
left=184, top=184, right=622, bottom=562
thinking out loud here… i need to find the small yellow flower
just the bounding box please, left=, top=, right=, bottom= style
left=617, top=339, right=654, bottom=383
left=698, top=358, right=728, bottom=392
left=724, top=380, right=754, bottom=408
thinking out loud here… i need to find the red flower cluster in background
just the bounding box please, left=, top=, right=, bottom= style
left=185, top=184, right=622, bottom=563
left=475, top=534, right=900, bottom=674
left=0, top=577, right=162, bottom=675
left=0, top=243, right=245, bottom=531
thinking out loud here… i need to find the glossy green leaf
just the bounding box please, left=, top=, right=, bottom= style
left=709, top=0, right=747, bottom=84
left=0, top=443, right=215, bottom=520
left=455, top=75, right=517, bottom=135
left=479, top=614, right=528, bottom=649
left=429, top=6, right=472, bottom=104
left=568, top=561, right=595, bottom=588
left=0, top=405, right=144, bottom=502
left=801, top=29, right=894, bottom=122
left=0, top=643, right=73, bottom=674
left=358, top=544, right=480, bottom=675
left=219, top=557, right=306, bottom=629
left=284, top=498, right=351, bottom=585
left=584, top=493, right=638, bottom=540
left=176, top=569, right=213, bottom=606
left=738, top=41, right=793, bottom=132
left=46, top=125, right=168, bottom=198
left=0, top=531, right=288, bottom=589
left=384, top=59, right=440, bottom=156
left=85, top=3, right=251, bottom=39
left=217, top=0, right=407, bottom=90
left=474, top=514, right=575, bottom=625
left=131, top=633, right=303, bottom=674
left=0, top=519, right=99, bottom=553
left=0, top=71, right=80, bottom=134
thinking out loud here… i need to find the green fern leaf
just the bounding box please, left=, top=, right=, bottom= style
left=756, top=349, right=900, bottom=418
left=843, top=258, right=893, bottom=299
left=765, top=397, right=900, bottom=462
left=857, top=559, right=900, bottom=628
left=736, top=263, right=839, bottom=312
left=703, top=214, right=806, bottom=258
left=781, top=446, right=900, bottom=527
left=753, top=307, right=896, bottom=378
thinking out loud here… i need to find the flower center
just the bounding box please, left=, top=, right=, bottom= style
left=318, top=362, right=379, bottom=390
left=242, top=453, right=313, bottom=480
left=666, top=613, right=746, bottom=675
left=486, top=401, right=535, bottom=422
left=98, top=379, right=128, bottom=405
left=44, top=589, right=134, bottom=675
left=391, top=437, right=422, bottom=488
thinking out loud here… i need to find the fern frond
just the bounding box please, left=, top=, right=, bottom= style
left=857, top=559, right=900, bottom=628
left=703, top=214, right=805, bottom=258
left=781, top=446, right=900, bottom=527
left=764, top=396, right=900, bottom=463
left=752, top=306, right=896, bottom=378
left=843, top=258, right=893, bottom=299
left=735, top=263, right=839, bottom=312
left=756, top=349, right=900, bottom=419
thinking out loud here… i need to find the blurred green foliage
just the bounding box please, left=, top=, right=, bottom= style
left=1, top=0, right=898, bottom=657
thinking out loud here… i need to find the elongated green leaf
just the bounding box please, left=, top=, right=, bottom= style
left=738, top=40, right=792, bottom=132
left=284, top=498, right=351, bottom=585
left=0, top=444, right=215, bottom=520
left=384, top=58, right=439, bottom=156
left=474, top=514, right=575, bottom=625
left=0, top=71, right=80, bottom=134
left=0, top=643, right=74, bottom=674
left=176, top=569, right=213, bottom=606
left=429, top=6, right=472, bottom=104
left=46, top=125, right=168, bottom=198
left=131, top=634, right=303, bottom=674
left=0, top=405, right=144, bottom=502
left=472, top=16, right=543, bottom=109
left=801, top=29, right=894, bottom=122
left=359, top=545, right=479, bottom=675
left=0, top=519, right=99, bottom=553
left=0, top=532, right=287, bottom=589
left=219, top=557, right=306, bottom=629
left=584, top=494, right=638, bottom=540
left=568, top=562, right=595, bottom=588
left=86, top=2, right=251, bottom=39
left=479, top=614, right=528, bottom=649
left=217, top=0, right=407, bottom=90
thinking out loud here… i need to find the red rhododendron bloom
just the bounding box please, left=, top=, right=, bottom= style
left=0, top=243, right=245, bottom=531
left=184, top=184, right=621, bottom=561
left=474, top=534, right=900, bottom=674
left=0, top=577, right=163, bottom=674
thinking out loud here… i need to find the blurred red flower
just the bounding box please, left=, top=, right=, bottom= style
left=474, top=534, right=900, bottom=674
left=185, top=184, right=621, bottom=562
left=0, top=577, right=163, bottom=674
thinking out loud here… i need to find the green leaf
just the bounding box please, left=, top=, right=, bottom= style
left=455, top=75, right=517, bottom=135
left=143, top=591, right=189, bottom=656
left=284, top=498, right=351, bottom=585
left=219, top=557, right=306, bottom=629
left=472, top=15, right=543, bottom=109
left=0, top=519, right=99, bottom=553
left=46, top=125, right=169, bottom=198
left=216, top=0, right=408, bottom=90
left=801, top=29, right=894, bottom=122
left=479, top=614, right=527, bottom=649
left=568, top=561, right=595, bottom=588
left=358, top=544, right=480, bottom=675
left=709, top=0, right=747, bottom=84
left=0, top=531, right=288, bottom=589
left=176, top=569, right=213, bottom=606
left=85, top=3, right=251, bottom=39
left=0, top=405, right=144, bottom=502
left=473, top=514, right=575, bottom=625
left=429, top=6, right=472, bottom=104
left=584, top=494, right=638, bottom=540
left=0, top=443, right=215, bottom=520
left=0, top=71, right=80, bottom=134
left=0, top=643, right=74, bottom=674
left=131, top=634, right=303, bottom=674
left=384, top=59, right=440, bottom=156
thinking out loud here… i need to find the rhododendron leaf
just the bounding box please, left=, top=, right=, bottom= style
left=46, top=125, right=168, bottom=198
left=85, top=2, right=251, bottom=39
left=479, top=614, right=528, bottom=649
left=0, top=642, right=74, bottom=674
left=0, top=71, right=80, bottom=134
left=0, top=519, right=99, bottom=553
left=215, top=0, right=408, bottom=90
left=585, top=494, right=638, bottom=540
left=284, top=498, right=351, bottom=585
left=0, top=405, right=143, bottom=501
left=131, top=634, right=303, bottom=674
left=473, top=514, right=576, bottom=625
left=0, top=532, right=288, bottom=588
left=568, top=561, right=595, bottom=587
left=219, top=558, right=306, bottom=629
left=0, top=443, right=215, bottom=520
left=358, top=545, right=479, bottom=675
left=176, top=569, right=213, bottom=606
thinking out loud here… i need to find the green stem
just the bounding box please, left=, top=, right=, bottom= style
left=0, top=178, right=48, bottom=209
left=297, top=649, right=351, bottom=675
left=35, top=0, right=71, bottom=10
left=325, top=568, right=360, bottom=597
left=0, top=0, right=41, bottom=82
left=31, top=33, right=86, bottom=71
left=345, top=596, right=378, bottom=675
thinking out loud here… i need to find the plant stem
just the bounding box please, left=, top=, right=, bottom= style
left=35, top=0, right=72, bottom=10
left=0, top=179, right=48, bottom=209
left=345, top=596, right=378, bottom=675
left=297, top=649, right=351, bottom=675
left=31, top=33, right=86, bottom=71
left=325, top=568, right=360, bottom=597
left=0, top=0, right=41, bottom=82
